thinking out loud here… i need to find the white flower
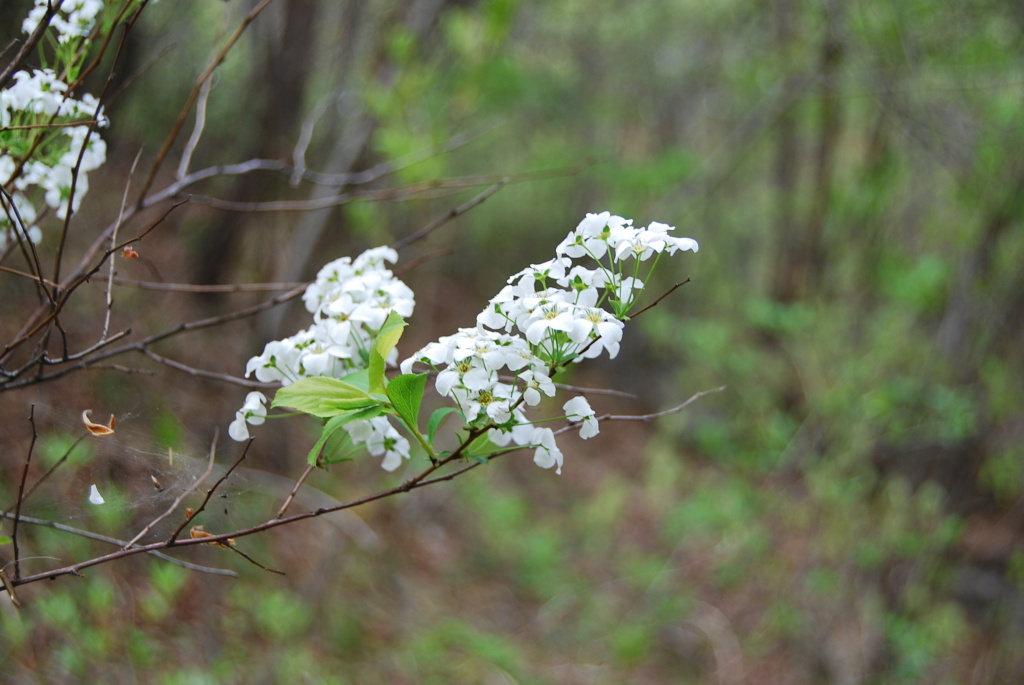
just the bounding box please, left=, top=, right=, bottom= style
left=88, top=483, right=105, bottom=505
left=528, top=426, right=564, bottom=474
left=346, top=416, right=410, bottom=471
left=245, top=336, right=304, bottom=385
left=523, top=301, right=576, bottom=345
left=568, top=307, right=624, bottom=359
left=506, top=256, right=571, bottom=287
left=228, top=391, right=267, bottom=441
left=23, top=0, right=104, bottom=43
left=518, top=368, right=556, bottom=406
left=564, top=396, right=599, bottom=439
left=464, top=382, right=514, bottom=424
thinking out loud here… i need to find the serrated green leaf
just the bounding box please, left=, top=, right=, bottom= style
left=387, top=373, right=427, bottom=431
left=427, top=407, right=460, bottom=444
left=368, top=312, right=408, bottom=394
left=307, top=405, right=386, bottom=466
left=273, top=376, right=378, bottom=418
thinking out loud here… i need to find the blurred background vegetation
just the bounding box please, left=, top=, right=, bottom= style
left=2, top=0, right=1023, bottom=682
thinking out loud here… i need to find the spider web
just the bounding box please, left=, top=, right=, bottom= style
left=5, top=404, right=379, bottom=553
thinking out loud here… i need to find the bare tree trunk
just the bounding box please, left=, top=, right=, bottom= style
left=803, top=1, right=844, bottom=293
left=192, top=0, right=321, bottom=298
left=770, top=0, right=802, bottom=303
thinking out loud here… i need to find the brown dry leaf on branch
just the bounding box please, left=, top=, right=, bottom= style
left=81, top=410, right=116, bottom=436
left=189, top=526, right=235, bottom=549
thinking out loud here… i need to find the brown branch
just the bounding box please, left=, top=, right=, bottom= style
left=5, top=384, right=725, bottom=588
left=1, top=512, right=237, bottom=578
left=10, top=427, right=491, bottom=588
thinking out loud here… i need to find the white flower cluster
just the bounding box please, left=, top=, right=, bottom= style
left=399, top=325, right=590, bottom=475
left=402, top=211, right=698, bottom=474
left=23, top=0, right=104, bottom=43
left=230, top=247, right=416, bottom=471
left=1, top=2, right=111, bottom=249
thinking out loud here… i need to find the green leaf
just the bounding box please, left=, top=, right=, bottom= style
left=368, top=312, right=408, bottom=394
left=307, top=405, right=386, bottom=466
left=0, top=535, right=11, bottom=546
left=387, top=373, right=427, bottom=431
left=465, top=431, right=499, bottom=460
left=428, top=407, right=460, bottom=444
left=272, top=377, right=378, bottom=418
left=339, top=368, right=371, bottom=392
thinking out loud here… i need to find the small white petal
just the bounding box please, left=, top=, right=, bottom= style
left=228, top=413, right=250, bottom=441
left=88, top=484, right=105, bottom=505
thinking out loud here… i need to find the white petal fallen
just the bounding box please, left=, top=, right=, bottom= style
left=88, top=484, right=105, bottom=506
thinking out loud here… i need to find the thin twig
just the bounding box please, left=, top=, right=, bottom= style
left=0, top=568, right=20, bottom=607
left=112, top=278, right=307, bottom=293
left=177, top=75, right=214, bottom=179
left=1, top=435, right=87, bottom=517
left=141, top=349, right=273, bottom=389
left=1, top=119, right=104, bottom=131
left=11, top=406, right=38, bottom=580
left=183, top=178, right=498, bottom=212
left=103, top=150, right=144, bottom=340
left=290, top=91, right=332, bottom=187
left=275, top=463, right=315, bottom=519
left=554, top=386, right=728, bottom=436
left=0, top=265, right=59, bottom=288
left=225, top=545, right=285, bottom=576
left=123, top=430, right=220, bottom=549
left=392, top=179, right=508, bottom=251
left=627, top=278, right=691, bottom=319
left=0, top=185, right=51, bottom=307
left=391, top=248, right=456, bottom=278
left=34, top=328, right=132, bottom=365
